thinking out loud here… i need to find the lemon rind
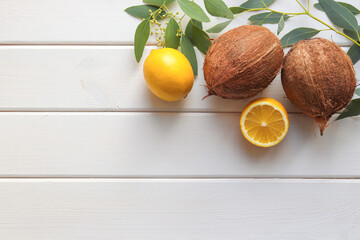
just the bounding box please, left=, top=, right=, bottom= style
left=240, top=102, right=289, bottom=147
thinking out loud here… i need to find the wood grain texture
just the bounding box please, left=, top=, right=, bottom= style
left=0, top=112, right=359, bottom=177
left=0, top=0, right=358, bottom=45
left=1, top=179, right=360, bottom=239
left=0, top=46, right=357, bottom=112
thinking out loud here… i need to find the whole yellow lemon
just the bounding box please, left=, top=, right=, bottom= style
left=143, top=48, right=194, bottom=102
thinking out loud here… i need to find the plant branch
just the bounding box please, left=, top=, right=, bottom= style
left=260, top=0, right=267, bottom=8
left=234, top=8, right=266, bottom=17
left=261, top=4, right=360, bottom=47
left=235, top=7, right=306, bottom=18
left=266, top=8, right=306, bottom=16
left=307, top=12, right=360, bottom=47
left=159, top=0, right=360, bottom=49
left=296, top=0, right=308, bottom=12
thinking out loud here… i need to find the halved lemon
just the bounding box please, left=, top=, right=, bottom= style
left=240, top=98, right=289, bottom=147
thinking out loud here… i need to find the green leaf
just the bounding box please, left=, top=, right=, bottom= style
left=278, top=15, right=285, bottom=35
left=343, top=26, right=360, bottom=41
left=314, top=2, right=360, bottom=15
left=318, top=0, right=358, bottom=33
left=192, top=25, right=212, bottom=54
left=314, top=3, right=323, bottom=10
left=240, top=0, right=274, bottom=9
left=337, top=99, right=360, bottom=120
left=177, top=0, right=210, bottom=22
left=230, top=7, right=248, bottom=14
left=125, top=5, right=160, bottom=19
left=355, top=88, right=360, bottom=96
left=280, top=27, right=320, bottom=47
left=204, top=0, right=234, bottom=19
left=165, top=17, right=180, bottom=49
left=251, top=21, right=264, bottom=26
left=181, top=34, right=198, bottom=75
left=134, top=19, right=150, bottom=62
left=206, top=20, right=233, bottom=33
left=347, top=43, right=360, bottom=65
left=338, top=2, right=360, bottom=15
left=185, top=19, right=202, bottom=44
left=143, top=0, right=175, bottom=7
left=248, top=12, right=290, bottom=25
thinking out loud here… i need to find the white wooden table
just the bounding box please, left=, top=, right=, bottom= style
left=0, top=0, right=360, bottom=239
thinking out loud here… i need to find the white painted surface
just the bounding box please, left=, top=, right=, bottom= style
left=0, top=45, right=293, bottom=112
left=0, top=0, right=360, bottom=238
left=0, top=112, right=359, bottom=177
left=0, top=0, right=358, bottom=45
left=0, top=46, right=357, bottom=112
left=1, top=179, right=360, bottom=240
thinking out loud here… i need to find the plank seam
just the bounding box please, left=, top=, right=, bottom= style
left=0, top=177, right=359, bottom=180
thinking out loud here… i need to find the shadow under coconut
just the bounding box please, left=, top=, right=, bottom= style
left=200, top=81, right=287, bottom=113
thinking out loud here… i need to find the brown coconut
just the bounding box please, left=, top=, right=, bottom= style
left=282, top=38, right=356, bottom=135
left=203, top=25, right=284, bottom=100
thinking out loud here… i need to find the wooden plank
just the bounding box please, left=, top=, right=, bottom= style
left=0, top=112, right=359, bottom=177
left=0, top=46, right=357, bottom=112
left=0, top=0, right=358, bottom=45
left=1, top=179, right=360, bottom=239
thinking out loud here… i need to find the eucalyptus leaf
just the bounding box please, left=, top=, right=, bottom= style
left=314, top=2, right=360, bottom=15
left=125, top=5, right=160, bottom=19
left=338, top=2, right=360, bottom=15
left=165, top=17, right=180, bottom=49
left=337, top=99, right=360, bottom=120
left=206, top=20, right=233, bottom=33
left=204, top=0, right=234, bottom=19
left=280, top=27, right=320, bottom=47
left=249, top=12, right=290, bottom=25
left=143, top=0, right=175, bottom=7
left=318, top=0, right=358, bottom=33
left=191, top=19, right=203, bottom=29
left=177, top=0, right=210, bottom=22
left=347, top=43, right=360, bottom=65
left=240, top=0, right=274, bottom=9
left=181, top=34, right=198, bottom=75
left=355, top=89, right=360, bottom=96
left=230, top=7, right=248, bottom=14
left=343, top=26, right=360, bottom=41
left=278, top=15, right=285, bottom=35
left=192, top=25, right=212, bottom=54
left=134, top=19, right=150, bottom=62
left=185, top=19, right=202, bottom=44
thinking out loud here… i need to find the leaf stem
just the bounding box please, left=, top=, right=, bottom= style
left=234, top=8, right=266, bottom=17
left=234, top=7, right=305, bottom=20
left=295, top=0, right=308, bottom=12
left=260, top=0, right=267, bottom=8
left=266, top=8, right=306, bottom=16
left=179, top=14, right=186, bottom=21
left=307, top=12, right=360, bottom=47
left=177, top=14, right=186, bottom=33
